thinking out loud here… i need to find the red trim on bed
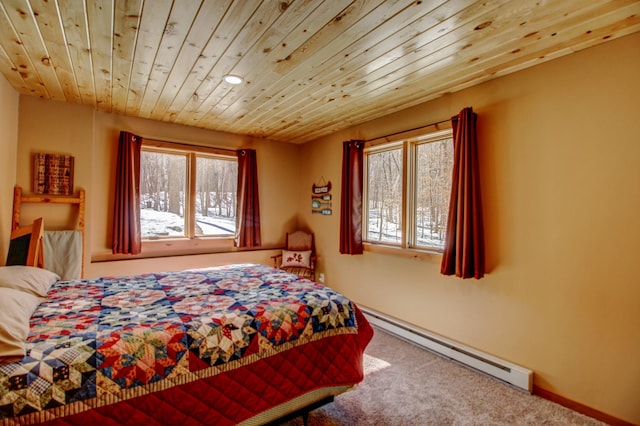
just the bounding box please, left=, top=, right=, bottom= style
left=41, top=307, right=373, bottom=425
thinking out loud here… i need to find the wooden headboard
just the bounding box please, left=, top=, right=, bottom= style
left=11, top=186, right=86, bottom=277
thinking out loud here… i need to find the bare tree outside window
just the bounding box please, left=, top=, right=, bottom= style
left=366, top=148, right=402, bottom=244
left=195, top=156, right=237, bottom=236
left=167, top=155, right=184, bottom=216
left=364, top=130, right=453, bottom=251
left=140, top=147, right=237, bottom=239
left=140, top=151, right=186, bottom=238
left=415, top=138, right=453, bottom=248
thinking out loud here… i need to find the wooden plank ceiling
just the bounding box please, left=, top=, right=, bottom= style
left=1, top=0, right=639, bottom=143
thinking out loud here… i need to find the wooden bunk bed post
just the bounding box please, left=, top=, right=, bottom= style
left=78, top=188, right=85, bottom=278
left=11, top=185, right=22, bottom=232
left=11, top=185, right=86, bottom=277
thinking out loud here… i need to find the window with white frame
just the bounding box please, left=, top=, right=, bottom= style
left=364, top=129, right=453, bottom=251
left=140, top=141, right=238, bottom=240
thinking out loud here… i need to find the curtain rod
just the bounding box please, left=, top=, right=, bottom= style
left=364, top=118, right=451, bottom=143
left=143, top=137, right=238, bottom=154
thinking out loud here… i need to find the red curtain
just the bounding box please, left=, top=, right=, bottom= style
left=441, top=107, right=485, bottom=279
left=112, top=131, right=142, bottom=254
left=340, top=140, right=364, bottom=255
left=235, top=149, right=261, bottom=248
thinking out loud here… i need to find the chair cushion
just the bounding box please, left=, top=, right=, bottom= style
left=282, top=266, right=314, bottom=280
left=287, top=231, right=312, bottom=251
left=281, top=250, right=312, bottom=268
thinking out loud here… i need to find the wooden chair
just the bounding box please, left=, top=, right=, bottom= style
left=6, top=217, right=44, bottom=268
left=11, top=186, right=85, bottom=277
left=271, top=230, right=317, bottom=280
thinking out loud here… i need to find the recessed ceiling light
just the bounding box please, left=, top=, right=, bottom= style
left=223, top=75, right=244, bottom=85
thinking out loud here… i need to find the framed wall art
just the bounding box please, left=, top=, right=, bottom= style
left=33, top=153, right=75, bottom=196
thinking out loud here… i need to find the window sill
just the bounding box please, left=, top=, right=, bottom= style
left=143, top=237, right=236, bottom=256
left=363, top=243, right=442, bottom=263
left=92, top=238, right=280, bottom=262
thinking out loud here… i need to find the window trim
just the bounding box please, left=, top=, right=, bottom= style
left=363, top=141, right=405, bottom=249
left=363, top=127, right=453, bottom=256
left=140, top=139, right=238, bottom=243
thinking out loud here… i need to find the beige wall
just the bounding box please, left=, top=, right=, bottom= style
left=8, top=31, right=639, bottom=424
left=301, top=33, right=640, bottom=424
left=16, top=97, right=301, bottom=277
left=0, top=75, right=19, bottom=262
left=17, top=98, right=94, bottom=232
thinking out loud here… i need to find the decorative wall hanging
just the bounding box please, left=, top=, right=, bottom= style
left=33, top=153, right=75, bottom=196
left=312, top=179, right=331, bottom=194
left=312, top=177, right=332, bottom=215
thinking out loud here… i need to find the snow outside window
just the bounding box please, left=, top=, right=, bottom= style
left=364, top=129, right=453, bottom=251
left=140, top=145, right=238, bottom=240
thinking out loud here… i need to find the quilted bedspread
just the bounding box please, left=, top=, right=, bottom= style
left=0, top=264, right=372, bottom=425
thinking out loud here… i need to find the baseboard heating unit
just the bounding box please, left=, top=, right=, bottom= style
left=360, top=306, right=533, bottom=393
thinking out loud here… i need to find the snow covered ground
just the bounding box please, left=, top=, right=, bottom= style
left=367, top=209, right=445, bottom=249
left=141, top=207, right=441, bottom=247
left=141, top=209, right=235, bottom=238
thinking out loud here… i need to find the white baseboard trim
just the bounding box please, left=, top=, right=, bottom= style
left=360, top=306, right=533, bottom=393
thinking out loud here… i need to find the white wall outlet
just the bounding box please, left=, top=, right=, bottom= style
left=318, top=273, right=325, bottom=283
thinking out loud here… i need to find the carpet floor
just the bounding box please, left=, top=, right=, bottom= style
left=283, top=327, right=605, bottom=425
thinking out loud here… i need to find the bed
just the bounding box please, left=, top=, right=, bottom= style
left=0, top=263, right=373, bottom=425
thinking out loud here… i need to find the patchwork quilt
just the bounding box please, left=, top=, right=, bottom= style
left=0, top=264, right=372, bottom=425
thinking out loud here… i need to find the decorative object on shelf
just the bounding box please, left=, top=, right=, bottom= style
left=312, top=177, right=332, bottom=215
left=33, top=153, right=74, bottom=196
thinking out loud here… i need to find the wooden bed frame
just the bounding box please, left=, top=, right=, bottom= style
left=11, top=185, right=86, bottom=277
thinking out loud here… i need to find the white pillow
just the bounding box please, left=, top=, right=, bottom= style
left=281, top=250, right=312, bottom=268
left=0, top=265, right=59, bottom=297
left=0, top=287, right=42, bottom=364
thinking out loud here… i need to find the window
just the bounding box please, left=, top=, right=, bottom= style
left=140, top=141, right=238, bottom=240
left=364, top=129, right=453, bottom=251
